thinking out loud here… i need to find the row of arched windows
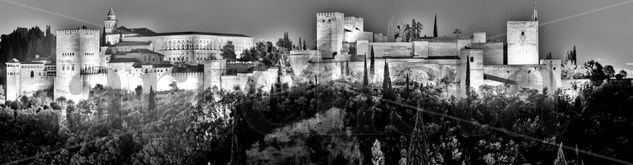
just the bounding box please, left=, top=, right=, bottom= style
left=61, top=52, right=76, bottom=56
left=161, top=39, right=250, bottom=51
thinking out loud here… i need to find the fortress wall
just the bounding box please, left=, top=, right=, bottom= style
left=169, top=72, right=203, bottom=92
left=473, top=42, right=504, bottom=65
left=288, top=53, right=314, bottom=78
left=251, top=68, right=279, bottom=92
left=483, top=64, right=549, bottom=91
left=82, top=73, right=108, bottom=88
left=220, top=74, right=250, bottom=91
left=413, top=41, right=429, bottom=58
left=429, top=41, right=458, bottom=57
left=226, top=62, right=258, bottom=73
left=369, top=42, right=413, bottom=58
left=18, top=74, right=54, bottom=96
left=356, top=40, right=369, bottom=57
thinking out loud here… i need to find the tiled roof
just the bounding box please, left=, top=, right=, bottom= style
left=7, top=58, right=20, bottom=63
left=108, top=57, right=138, bottom=63
left=127, top=49, right=164, bottom=56
left=114, top=41, right=151, bottom=46
left=112, top=26, right=157, bottom=36
left=149, top=31, right=251, bottom=37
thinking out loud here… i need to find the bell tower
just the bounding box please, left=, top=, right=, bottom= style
left=104, top=8, right=117, bottom=34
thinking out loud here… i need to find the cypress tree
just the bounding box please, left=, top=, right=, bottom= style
left=363, top=58, right=369, bottom=86
left=148, top=86, right=156, bottom=112
left=433, top=14, right=438, bottom=38
left=407, top=102, right=430, bottom=164
left=572, top=45, right=577, bottom=65
left=404, top=73, right=410, bottom=99
left=370, top=46, right=376, bottom=75
left=382, top=61, right=393, bottom=99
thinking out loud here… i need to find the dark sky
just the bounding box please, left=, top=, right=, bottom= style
left=1, top=0, right=632, bottom=70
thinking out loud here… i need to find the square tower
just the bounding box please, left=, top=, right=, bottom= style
left=317, top=12, right=345, bottom=59
left=507, top=21, right=538, bottom=65
left=55, top=29, right=101, bottom=102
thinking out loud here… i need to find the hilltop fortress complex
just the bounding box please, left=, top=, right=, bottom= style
left=288, top=5, right=560, bottom=97
left=5, top=8, right=277, bottom=102
left=5, top=5, right=562, bottom=102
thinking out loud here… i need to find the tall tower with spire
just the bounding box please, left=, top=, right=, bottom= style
left=104, top=8, right=117, bottom=34
left=506, top=4, right=539, bottom=65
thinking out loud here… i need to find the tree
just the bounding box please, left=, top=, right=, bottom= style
left=298, top=37, right=302, bottom=50
left=370, top=46, right=376, bottom=75
left=615, top=70, right=628, bottom=79
left=410, top=19, right=423, bottom=41
left=239, top=47, right=258, bottom=62
left=276, top=32, right=293, bottom=52
left=363, top=58, right=369, bottom=86
left=546, top=52, right=553, bottom=59
left=564, top=46, right=577, bottom=65
left=148, top=86, right=156, bottom=112
left=221, top=41, right=237, bottom=61
left=303, top=39, right=307, bottom=50
left=603, top=65, right=615, bottom=79
left=584, top=60, right=606, bottom=85
left=433, top=14, right=438, bottom=38
left=135, top=85, right=143, bottom=100
left=453, top=29, right=462, bottom=38
left=407, top=103, right=429, bottom=165
left=382, top=61, right=393, bottom=99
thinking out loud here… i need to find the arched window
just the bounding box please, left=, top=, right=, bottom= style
left=30, top=71, right=34, bottom=78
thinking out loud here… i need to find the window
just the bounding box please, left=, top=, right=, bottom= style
left=470, top=57, right=474, bottom=62
left=30, top=71, right=34, bottom=77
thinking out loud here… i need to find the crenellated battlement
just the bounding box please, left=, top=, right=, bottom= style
left=344, top=16, right=363, bottom=21
left=57, top=29, right=100, bottom=35
left=172, top=72, right=203, bottom=78
left=317, top=12, right=344, bottom=18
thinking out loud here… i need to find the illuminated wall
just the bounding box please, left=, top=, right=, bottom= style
left=507, top=21, right=539, bottom=65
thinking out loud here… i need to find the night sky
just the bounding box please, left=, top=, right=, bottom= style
left=1, top=0, right=632, bottom=70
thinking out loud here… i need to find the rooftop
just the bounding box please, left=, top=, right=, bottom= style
left=149, top=31, right=251, bottom=37
left=114, top=41, right=152, bottom=47
left=127, top=49, right=164, bottom=56
left=108, top=57, right=139, bottom=63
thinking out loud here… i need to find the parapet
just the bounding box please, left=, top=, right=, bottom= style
left=344, top=16, right=364, bottom=21
left=57, top=29, right=100, bottom=35
left=317, top=12, right=344, bottom=18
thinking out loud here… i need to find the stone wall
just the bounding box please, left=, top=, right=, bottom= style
left=369, top=42, right=413, bottom=58
left=482, top=64, right=558, bottom=91
left=429, top=41, right=458, bottom=57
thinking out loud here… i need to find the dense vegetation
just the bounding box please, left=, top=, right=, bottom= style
left=0, top=75, right=632, bottom=164
left=0, top=26, right=56, bottom=66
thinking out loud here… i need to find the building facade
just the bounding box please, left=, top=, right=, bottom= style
left=290, top=5, right=560, bottom=98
